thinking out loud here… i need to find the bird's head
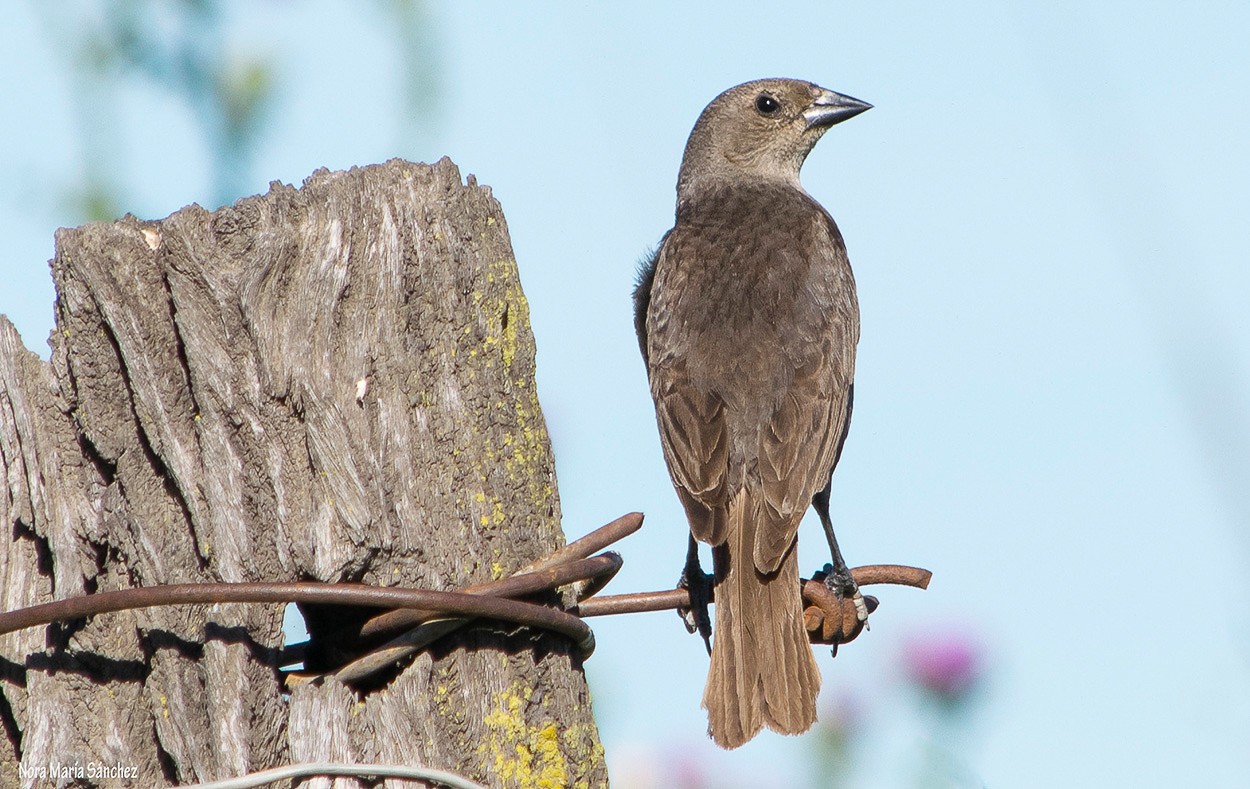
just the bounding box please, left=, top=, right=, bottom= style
left=677, top=78, right=870, bottom=195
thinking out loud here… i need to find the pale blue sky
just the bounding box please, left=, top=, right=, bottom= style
left=3, top=3, right=1249, bottom=787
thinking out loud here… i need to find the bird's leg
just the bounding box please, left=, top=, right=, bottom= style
left=677, top=533, right=714, bottom=654
left=813, top=482, right=869, bottom=623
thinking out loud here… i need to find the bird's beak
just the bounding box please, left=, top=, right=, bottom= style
left=803, top=89, right=873, bottom=129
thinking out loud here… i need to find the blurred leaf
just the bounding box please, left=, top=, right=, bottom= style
left=216, top=59, right=272, bottom=142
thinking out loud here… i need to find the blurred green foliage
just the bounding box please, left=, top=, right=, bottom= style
left=40, top=0, right=436, bottom=219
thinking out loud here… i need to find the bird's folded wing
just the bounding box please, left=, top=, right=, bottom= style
left=755, top=335, right=851, bottom=575
left=652, top=365, right=730, bottom=546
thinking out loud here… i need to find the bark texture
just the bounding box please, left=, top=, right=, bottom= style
left=0, top=158, right=607, bottom=787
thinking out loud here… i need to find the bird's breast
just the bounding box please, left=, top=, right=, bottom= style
left=649, top=186, right=856, bottom=416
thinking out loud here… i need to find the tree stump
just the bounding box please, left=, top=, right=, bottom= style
left=0, top=158, right=607, bottom=787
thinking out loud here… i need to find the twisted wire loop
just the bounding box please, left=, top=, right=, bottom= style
left=0, top=511, right=932, bottom=683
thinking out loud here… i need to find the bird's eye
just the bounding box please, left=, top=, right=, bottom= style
left=755, top=94, right=781, bottom=115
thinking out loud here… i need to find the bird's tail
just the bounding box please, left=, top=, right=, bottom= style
left=703, top=491, right=821, bottom=749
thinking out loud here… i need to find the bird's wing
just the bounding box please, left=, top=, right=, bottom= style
left=653, top=369, right=730, bottom=545
left=754, top=355, right=850, bottom=572
left=754, top=218, right=857, bottom=574
left=645, top=240, right=731, bottom=546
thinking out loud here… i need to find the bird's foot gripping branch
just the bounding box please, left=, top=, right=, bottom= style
left=803, top=562, right=932, bottom=650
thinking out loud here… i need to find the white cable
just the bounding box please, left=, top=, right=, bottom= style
left=184, top=761, right=489, bottom=789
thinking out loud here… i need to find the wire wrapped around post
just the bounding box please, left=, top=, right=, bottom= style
left=0, top=511, right=932, bottom=686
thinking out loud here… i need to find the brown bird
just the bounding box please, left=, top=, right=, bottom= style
left=633, top=78, right=871, bottom=748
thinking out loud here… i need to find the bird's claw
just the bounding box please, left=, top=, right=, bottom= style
left=677, top=567, right=714, bottom=653
left=851, top=590, right=870, bottom=624
left=816, top=562, right=870, bottom=625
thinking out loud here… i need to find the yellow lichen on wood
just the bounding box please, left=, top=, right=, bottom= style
left=480, top=684, right=570, bottom=789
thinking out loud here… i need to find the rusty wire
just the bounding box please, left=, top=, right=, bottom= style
left=0, top=511, right=931, bottom=685
left=0, top=577, right=600, bottom=653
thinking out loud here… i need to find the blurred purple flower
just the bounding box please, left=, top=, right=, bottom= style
left=902, top=628, right=985, bottom=705
left=671, top=754, right=706, bottom=789
left=661, top=742, right=709, bottom=789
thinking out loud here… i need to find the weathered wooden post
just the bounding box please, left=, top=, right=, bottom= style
left=0, top=158, right=607, bottom=787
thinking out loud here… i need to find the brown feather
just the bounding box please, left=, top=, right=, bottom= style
left=702, top=489, right=820, bottom=747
